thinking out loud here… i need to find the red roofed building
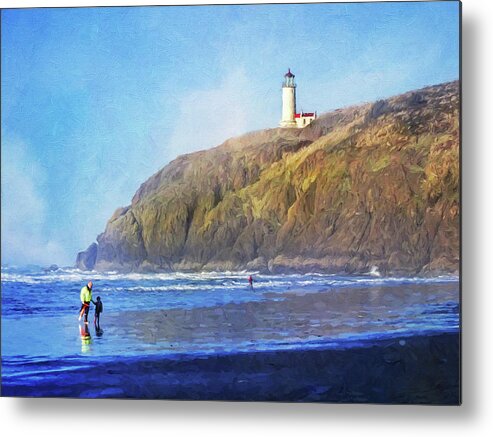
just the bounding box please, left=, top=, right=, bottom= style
left=294, top=111, right=317, bottom=127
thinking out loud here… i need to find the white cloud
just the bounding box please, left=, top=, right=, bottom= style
left=163, top=68, right=271, bottom=160
left=1, top=135, right=70, bottom=266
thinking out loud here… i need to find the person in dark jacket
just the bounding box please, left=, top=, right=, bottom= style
left=94, top=296, right=103, bottom=331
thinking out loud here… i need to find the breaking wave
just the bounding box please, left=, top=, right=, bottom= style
left=1, top=265, right=458, bottom=292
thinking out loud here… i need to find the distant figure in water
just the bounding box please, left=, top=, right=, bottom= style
left=94, top=296, right=103, bottom=331
left=78, top=281, right=95, bottom=324
left=248, top=275, right=254, bottom=290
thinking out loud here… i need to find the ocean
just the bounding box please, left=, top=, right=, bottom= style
left=1, top=266, right=460, bottom=402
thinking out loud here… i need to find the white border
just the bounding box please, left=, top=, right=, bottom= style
left=2, top=0, right=493, bottom=436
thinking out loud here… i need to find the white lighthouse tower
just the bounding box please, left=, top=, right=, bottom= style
left=280, top=68, right=317, bottom=129
left=280, top=68, right=297, bottom=127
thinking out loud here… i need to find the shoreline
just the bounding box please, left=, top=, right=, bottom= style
left=1, top=263, right=460, bottom=282
left=76, top=262, right=459, bottom=278
left=2, top=331, right=460, bottom=404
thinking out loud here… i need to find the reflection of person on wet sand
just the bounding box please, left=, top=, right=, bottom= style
left=79, top=323, right=92, bottom=353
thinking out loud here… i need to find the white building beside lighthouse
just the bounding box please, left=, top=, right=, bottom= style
left=280, top=68, right=316, bottom=128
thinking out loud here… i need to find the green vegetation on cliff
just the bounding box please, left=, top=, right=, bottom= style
left=76, top=81, right=460, bottom=275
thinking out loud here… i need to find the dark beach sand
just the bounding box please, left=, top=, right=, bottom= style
left=2, top=331, right=460, bottom=404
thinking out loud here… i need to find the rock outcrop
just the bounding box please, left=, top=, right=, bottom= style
left=76, top=81, right=460, bottom=275
left=75, top=242, right=98, bottom=270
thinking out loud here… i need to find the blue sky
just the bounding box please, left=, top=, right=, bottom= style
left=1, top=1, right=460, bottom=267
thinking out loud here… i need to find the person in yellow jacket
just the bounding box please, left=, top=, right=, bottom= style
left=78, top=281, right=96, bottom=323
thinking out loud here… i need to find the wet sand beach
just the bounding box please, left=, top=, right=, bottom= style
left=103, top=282, right=459, bottom=353
left=2, top=270, right=460, bottom=403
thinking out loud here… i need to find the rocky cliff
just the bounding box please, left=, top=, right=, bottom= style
left=76, top=81, right=460, bottom=275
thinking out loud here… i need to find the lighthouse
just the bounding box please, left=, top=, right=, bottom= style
left=279, top=68, right=316, bottom=128
left=280, top=69, right=297, bottom=127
